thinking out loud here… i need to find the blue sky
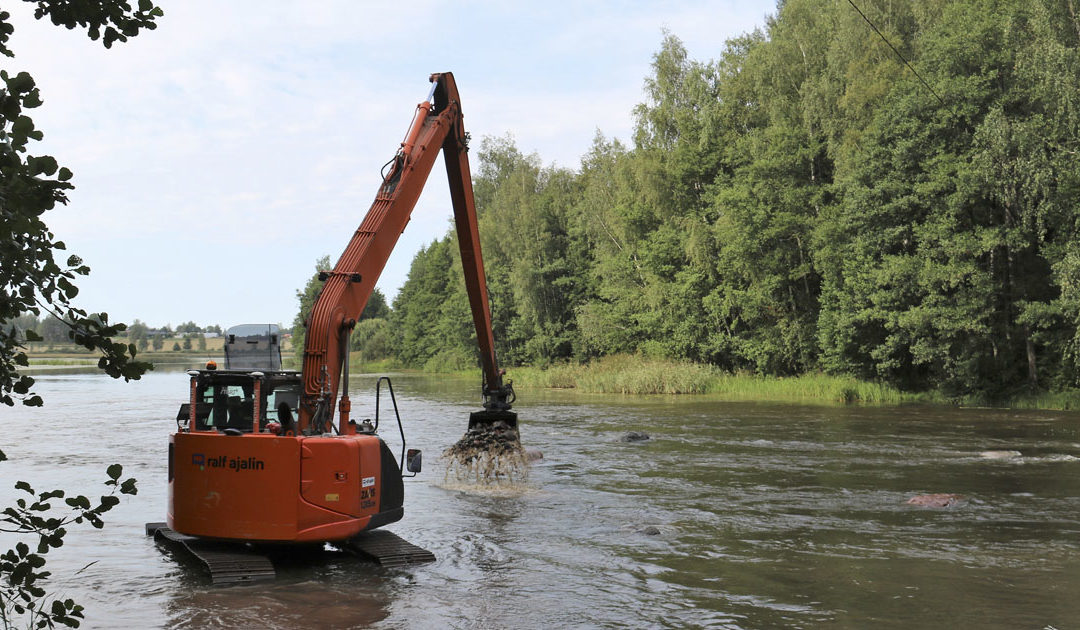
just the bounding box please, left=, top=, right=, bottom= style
left=10, top=1, right=776, bottom=329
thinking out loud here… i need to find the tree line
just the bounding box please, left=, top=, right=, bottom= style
left=9, top=313, right=223, bottom=351
left=296, top=0, right=1080, bottom=400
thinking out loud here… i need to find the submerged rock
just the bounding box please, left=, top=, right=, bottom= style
left=620, top=431, right=651, bottom=442
left=906, top=493, right=964, bottom=508
left=524, top=448, right=544, bottom=462
left=639, top=526, right=661, bottom=536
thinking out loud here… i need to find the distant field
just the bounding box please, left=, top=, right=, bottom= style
left=23, top=335, right=298, bottom=367
left=25, top=336, right=223, bottom=357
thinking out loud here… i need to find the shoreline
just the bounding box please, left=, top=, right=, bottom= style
left=24, top=352, right=1080, bottom=411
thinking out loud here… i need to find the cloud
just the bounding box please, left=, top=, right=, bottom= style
left=7, top=0, right=776, bottom=327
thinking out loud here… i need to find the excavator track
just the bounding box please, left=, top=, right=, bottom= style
left=146, top=522, right=434, bottom=583
left=334, top=530, right=436, bottom=567
left=145, top=522, right=276, bottom=585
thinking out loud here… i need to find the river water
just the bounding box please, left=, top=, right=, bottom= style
left=2, top=368, right=1078, bottom=629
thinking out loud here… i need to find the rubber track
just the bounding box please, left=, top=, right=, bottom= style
left=335, top=530, right=436, bottom=567
left=145, top=522, right=276, bottom=585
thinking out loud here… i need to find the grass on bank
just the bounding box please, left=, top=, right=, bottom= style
left=509, top=355, right=1080, bottom=408
left=339, top=354, right=1080, bottom=408
left=511, top=355, right=944, bottom=405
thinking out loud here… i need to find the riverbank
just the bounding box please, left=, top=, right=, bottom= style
left=508, top=356, right=931, bottom=403
left=27, top=350, right=1080, bottom=410
left=506, top=355, right=1080, bottom=410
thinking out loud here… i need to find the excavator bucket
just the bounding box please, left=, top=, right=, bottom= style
left=468, top=408, right=518, bottom=432
left=444, top=409, right=526, bottom=485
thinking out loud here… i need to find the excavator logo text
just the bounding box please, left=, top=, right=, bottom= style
left=191, top=453, right=266, bottom=472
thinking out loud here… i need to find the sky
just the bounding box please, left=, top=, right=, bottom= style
left=8, top=0, right=776, bottom=330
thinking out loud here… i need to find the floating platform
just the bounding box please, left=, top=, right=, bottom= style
left=145, top=522, right=435, bottom=585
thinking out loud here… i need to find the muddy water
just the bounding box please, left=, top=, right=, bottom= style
left=2, top=370, right=1079, bottom=629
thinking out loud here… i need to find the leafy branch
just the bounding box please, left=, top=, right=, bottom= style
left=0, top=465, right=137, bottom=629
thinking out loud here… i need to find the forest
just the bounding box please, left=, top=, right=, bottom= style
left=299, top=0, right=1080, bottom=401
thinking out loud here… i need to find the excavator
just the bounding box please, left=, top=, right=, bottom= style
left=150, top=73, right=517, bottom=579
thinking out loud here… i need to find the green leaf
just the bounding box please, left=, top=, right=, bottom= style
left=106, top=464, right=122, bottom=480
left=7, top=71, right=34, bottom=93
left=28, top=154, right=58, bottom=176
left=23, top=88, right=42, bottom=108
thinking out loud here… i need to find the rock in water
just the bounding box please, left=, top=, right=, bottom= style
left=621, top=431, right=650, bottom=442
left=524, top=448, right=543, bottom=462
left=906, top=493, right=964, bottom=508
left=444, top=421, right=528, bottom=485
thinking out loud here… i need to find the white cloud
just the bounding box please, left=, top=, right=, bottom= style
left=6, top=0, right=776, bottom=327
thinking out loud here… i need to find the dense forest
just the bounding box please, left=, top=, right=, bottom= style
left=302, top=0, right=1080, bottom=400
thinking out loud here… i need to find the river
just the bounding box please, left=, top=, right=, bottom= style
left=2, top=368, right=1078, bottom=629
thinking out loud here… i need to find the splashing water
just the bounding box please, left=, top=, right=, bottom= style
left=443, top=422, right=529, bottom=485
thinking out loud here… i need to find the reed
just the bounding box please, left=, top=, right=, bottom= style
left=511, top=356, right=943, bottom=404
left=1000, top=389, right=1080, bottom=411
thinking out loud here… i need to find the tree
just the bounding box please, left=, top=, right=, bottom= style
left=126, top=319, right=149, bottom=345
left=291, top=256, right=331, bottom=360
left=359, top=288, right=390, bottom=321
left=352, top=317, right=391, bottom=362
left=0, top=3, right=161, bottom=626
left=816, top=0, right=1080, bottom=397
left=36, top=315, right=68, bottom=345
left=381, top=0, right=1080, bottom=402
left=175, top=321, right=200, bottom=334
left=1, top=2, right=159, bottom=412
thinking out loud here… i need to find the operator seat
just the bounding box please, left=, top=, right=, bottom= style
left=225, top=396, right=252, bottom=431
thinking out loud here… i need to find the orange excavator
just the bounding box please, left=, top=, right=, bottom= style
left=164, top=72, right=516, bottom=550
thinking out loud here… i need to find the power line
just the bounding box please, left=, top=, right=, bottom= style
left=847, top=0, right=946, bottom=107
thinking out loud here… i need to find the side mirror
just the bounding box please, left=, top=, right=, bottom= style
left=406, top=449, right=422, bottom=474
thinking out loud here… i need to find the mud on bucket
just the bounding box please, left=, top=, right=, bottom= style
left=444, top=409, right=527, bottom=484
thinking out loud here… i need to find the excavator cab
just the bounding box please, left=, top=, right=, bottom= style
left=169, top=325, right=416, bottom=543
left=176, top=369, right=300, bottom=433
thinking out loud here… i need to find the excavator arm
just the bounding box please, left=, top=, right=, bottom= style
left=299, top=72, right=513, bottom=435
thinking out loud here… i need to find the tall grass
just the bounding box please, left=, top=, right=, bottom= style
left=1002, top=389, right=1080, bottom=410
left=512, top=355, right=943, bottom=404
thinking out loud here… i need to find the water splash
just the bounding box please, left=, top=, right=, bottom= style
left=443, top=423, right=529, bottom=486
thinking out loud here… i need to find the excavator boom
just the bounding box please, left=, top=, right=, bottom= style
left=300, top=72, right=511, bottom=435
